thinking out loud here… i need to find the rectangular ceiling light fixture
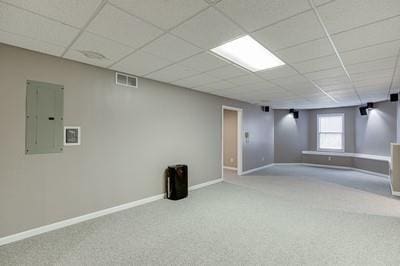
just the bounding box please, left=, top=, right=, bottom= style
left=211, top=35, right=285, bottom=72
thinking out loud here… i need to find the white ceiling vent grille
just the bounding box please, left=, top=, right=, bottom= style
left=115, top=72, right=138, bottom=88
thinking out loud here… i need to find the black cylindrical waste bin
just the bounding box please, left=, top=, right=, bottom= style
left=166, top=165, right=188, bottom=200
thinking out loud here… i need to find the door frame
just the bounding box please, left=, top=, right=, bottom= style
left=221, top=105, right=243, bottom=179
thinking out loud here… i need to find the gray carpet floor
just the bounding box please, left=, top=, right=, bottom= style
left=1, top=165, right=400, bottom=265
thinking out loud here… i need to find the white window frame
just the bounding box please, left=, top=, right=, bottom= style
left=317, top=113, right=344, bottom=152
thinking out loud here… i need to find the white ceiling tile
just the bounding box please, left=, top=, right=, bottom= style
left=257, top=85, right=284, bottom=93
left=144, top=64, right=199, bottom=83
left=360, top=94, right=387, bottom=103
left=171, top=8, right=244, bottom=49
left=112, top=50, right=171, bottom=76
left=0, top=2, right=79, bottom=46
left=341, top=40, right=400, bottom=65
left=87, top=4, right=162, bottom=49
left=332, top=16, right=400, bottom=52
left=322, top=84, right=354, bottom=92
left=305, top=68, right=347, bottom=80
left=109, top=0, right=208, bottom=30
left=191, top=86, right=215, bottom=93
left=329, top=90, right=358, bottom=97
left=142, top=34, right=201, bottom=62
left=195, top=80, right=236, bottom=91
left=0, top=29, right=65, bottom=56
left=276, top=38, right=334, bottom=63
left=206, top=64, right=249, bottom=79
left=180, top=52, right=228, bottom=72
left=313, top=75, right=350, bottom=87
left=228, top=74, right=265, bottom=86
left=64, top=32, right=133, bottom=67
left=291, top=55, right=341, bottom=73
left=354, top=79, right=390, bottom=89
left=347, top=57, right=396, bottom=74
left=351, top=69, right=394, bottom=82
left=216, top=0, right=311, bottom=32
left=172, top=73, right=219, bottom=88
left=2, top=0, right=102, bottom=28
left=317, top=0, right=400, bottom=34
left=253, top=10, right=325, bottom=51
left=257, top=65, right=298, bottom=80
left=272, top=74, right=309, bottom=87
left=237, top=81, right=278, bottom=91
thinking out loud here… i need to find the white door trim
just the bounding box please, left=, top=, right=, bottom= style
left=222, top=105, right=243, bottom=179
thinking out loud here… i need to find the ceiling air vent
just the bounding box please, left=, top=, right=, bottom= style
left=115, top=72, right=138, bottom=88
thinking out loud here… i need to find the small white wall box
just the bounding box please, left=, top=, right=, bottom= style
left=64, top=127, right=81, bottom=146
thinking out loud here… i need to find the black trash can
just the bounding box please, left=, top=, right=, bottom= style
left=166, top=165, right=188, bottom=200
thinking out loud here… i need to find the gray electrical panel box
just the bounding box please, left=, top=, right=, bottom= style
left=26, top=80, right=64, bottom=154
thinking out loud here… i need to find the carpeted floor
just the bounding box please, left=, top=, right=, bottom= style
left=1, top=165, right=400, bottom=265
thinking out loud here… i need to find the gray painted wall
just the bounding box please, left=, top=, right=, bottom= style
left=223, top=110, right=238, bottom=168
left=355, top=101, right=397, bottom=156
left=274, top=109, right=308, bottom=163
left=302, top=102, right=396, bottom=174
left=277, top=102, right=396, bottom=174
left=307, top=102, right=397, bottom=156
left=0, top=44, right=274, bottom=237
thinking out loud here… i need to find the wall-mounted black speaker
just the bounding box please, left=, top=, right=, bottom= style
left=293, top=111, right=299, bottom=119
left=261, top=106, right=270, bottom=112
left=359, top=106, right=367, bottom=116
left=390, top=93, right=398, bottom=102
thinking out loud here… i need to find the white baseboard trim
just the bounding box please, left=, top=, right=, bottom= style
left=240, top=164, right=273, bottom=175
left=392, top=191, right=400, bottom=197
left=223, top=166, right=237, bottom=171
left=189, top=178, right=223, bottom=191
left=0, top=178, right=222, bottom=247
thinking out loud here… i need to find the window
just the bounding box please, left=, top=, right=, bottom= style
left=317, top=114, right=344, bottom=152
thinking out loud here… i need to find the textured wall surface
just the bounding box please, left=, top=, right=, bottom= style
left=274, top=109, right=309, bottom=163
left=0, top=44, right=274, bottom=237
left=355, top=101, right=397, bottom=156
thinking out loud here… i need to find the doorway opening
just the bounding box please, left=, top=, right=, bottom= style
left=222, top=105, right=243, bottom=179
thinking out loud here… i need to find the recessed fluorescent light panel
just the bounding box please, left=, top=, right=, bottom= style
left=211, top=35, right=285, bottom=72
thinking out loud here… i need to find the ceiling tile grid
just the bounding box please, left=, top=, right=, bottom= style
left=111, top=49, right=172, bottom=76
left=316, top=0, right=400, bottom=34
left=253, top=10, right=325, bottom=51
left=141, top=34, right=202, bottom=63
left=0, top=29, right=65, bottom=56
left=1, top=0, right=103, bottom=28
left=332, top=16, right=400, bottom=52
left=0, top=0, right=398, bottom=108
left=276, top=38, right=335, bottom=64
left=86, top=4, right=163, bottom=49
left=0, top=2, right=79, bottom=47
left=171, top=7, right=244, bottom=49
left=144, top=64, right=200, bottom=83
left=109, top=0, right=208, bottom=30
left=64, top=32, right=133, bottom=67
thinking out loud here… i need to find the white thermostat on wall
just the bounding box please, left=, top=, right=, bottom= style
left=64, top=126, right=81, bottom=146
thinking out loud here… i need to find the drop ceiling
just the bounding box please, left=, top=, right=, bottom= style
left=0, top=0, right=399, bottom=109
